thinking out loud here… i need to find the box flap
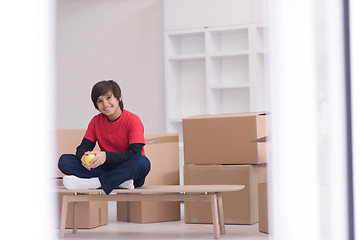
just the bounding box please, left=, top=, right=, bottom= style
left=183, top=112, right=267, bottom=120
left=250, top=136, right=268, bottom=142
left=145, top=133, right=178, bottom=145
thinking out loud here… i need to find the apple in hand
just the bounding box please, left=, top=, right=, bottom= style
left=84, top=154, right=95, bottom=166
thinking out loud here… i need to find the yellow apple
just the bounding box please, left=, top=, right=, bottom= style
left=84, top=154, right=95, bottom=166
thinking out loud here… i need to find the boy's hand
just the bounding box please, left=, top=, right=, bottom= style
left=81, top=151, right=106, bottom=170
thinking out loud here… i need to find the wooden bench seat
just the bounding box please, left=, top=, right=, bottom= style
left=58, top=185, right=245, bottom=239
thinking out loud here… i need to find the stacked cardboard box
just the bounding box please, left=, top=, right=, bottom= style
left=117, top=133, right=181, bottom=223
left=182, top=112, right=268, bottom=224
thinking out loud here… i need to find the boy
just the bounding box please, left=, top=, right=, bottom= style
left=58, top=80, right=151, bottom=195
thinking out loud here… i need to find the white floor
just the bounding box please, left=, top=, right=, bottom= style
left=59, top=202, right=269, bottom=240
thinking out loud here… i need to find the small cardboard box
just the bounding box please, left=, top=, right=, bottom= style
left=56, top=129, right=107, bottom=229
left=182, top=112, right=267, bottom=165
left=184, top=164, right=267, bottom=224
left=117, top=133, right=181, bottom=223
left=55, top=179, right=108, bottom=229
left=258, top=183, right=268, bottom=233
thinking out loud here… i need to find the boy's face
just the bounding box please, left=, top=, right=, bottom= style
left=96, top=91, right=122, bottom=120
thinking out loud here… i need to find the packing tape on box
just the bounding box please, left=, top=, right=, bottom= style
left=145, top=135, right=178, bottom=145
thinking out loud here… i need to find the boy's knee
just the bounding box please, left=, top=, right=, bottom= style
left=138, top=156, right=151, bottom=171
left=140, top=157, right=151, bottom=177
left=58, top=154, right=75, bottom=171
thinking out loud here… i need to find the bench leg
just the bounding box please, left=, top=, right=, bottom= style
left=210, top=194, right=220, bottom=239
left=73, top=202, right=78, bottom=234
left=59, top=195, right=69, bottom=238
left=216, top=193, right=225, bottom=235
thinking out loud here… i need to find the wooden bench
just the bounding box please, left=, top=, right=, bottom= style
left=58, top=185, right=245, bottom=239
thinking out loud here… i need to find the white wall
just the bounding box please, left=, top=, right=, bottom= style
left=164, top=0, right=267, bottom=30
left=56, top=0, right=165, bottom=133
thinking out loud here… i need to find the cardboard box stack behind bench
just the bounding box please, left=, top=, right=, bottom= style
left=56, top=130, right=181, bottom=228
left=182, top=112, right=268, bottom=225
left=117, top=133, right=180, bottom=223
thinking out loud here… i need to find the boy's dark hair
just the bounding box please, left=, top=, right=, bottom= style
left=91, top=80, right=124, bottom=110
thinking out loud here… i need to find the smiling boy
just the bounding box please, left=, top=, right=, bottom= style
left=58, top=80, right=151, bottom=195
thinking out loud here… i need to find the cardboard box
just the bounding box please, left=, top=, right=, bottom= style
left=56, top=129, right=106, bottom=229
left=55, top=179, right=108, bottom=229
left=56, top=129, right=101, bottom=178
left=182, top=112, right=267, bottom=165
left=117, top=133, right=181, bottom=223
left=258, top=183, right=268, bottom=233
left=184, top=164, right=267, bottom=224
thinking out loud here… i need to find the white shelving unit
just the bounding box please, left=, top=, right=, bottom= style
left=164, top=24, right=268, bottom=141
left=163, top=0, right=268, bottom=186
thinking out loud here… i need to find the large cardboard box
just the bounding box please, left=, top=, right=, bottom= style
left=56, top=129, right=101, bottom=178
left=56, top=129, right=107, bottom=229
left=182, top=112, right=267, bottom=164
left=56, top=129, right=86, bottom=178
left=117, top=133, right=181, bottom=223
left=184, top=164, right=267, bottom=224
left=258, top=183, right=269, bottom=233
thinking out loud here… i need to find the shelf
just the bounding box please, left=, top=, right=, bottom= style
left=255, top=49, right=268, bottom=54
left=208, top=27, right=249, bottom=52
left=208, top=87, right=251, bottom=114
left=167, top=31, right=205, bottom=56
left=168, top=53, right=206, bottom=61
left=208, top=50, right=249, bottom=58
left=210, top=82, right=250, bottom=89
left=208, top=55, right=249, bottom=86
